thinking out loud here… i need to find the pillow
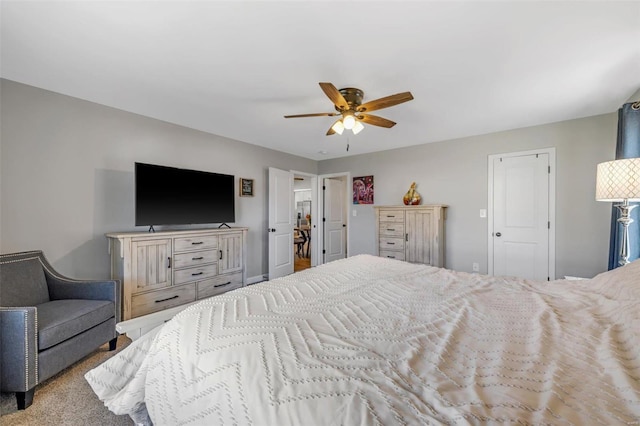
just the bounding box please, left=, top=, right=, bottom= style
left=0, top=257, right=50, bottom=307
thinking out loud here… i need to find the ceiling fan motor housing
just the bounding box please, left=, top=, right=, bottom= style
left=336, top=88, right=364, bottom=111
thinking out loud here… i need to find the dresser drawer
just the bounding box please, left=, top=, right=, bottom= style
left=174, top=263, right=218, bottom=285
left=379, top=237, right=405, bottom=250
left=174, top=235, right=218, bottom=253
left=379, top=210, right=405, bottom=223
left=197, top=273, right=244, bottom=299
left=173, top=249, right=218, bottom=269
left=379, top=223, right=405, bottom=237
left=379, top=250, right=405, bottom=261
left=131, top=283, right=196, bottom=318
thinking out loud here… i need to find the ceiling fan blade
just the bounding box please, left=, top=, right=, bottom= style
left=358, top=114, right=396, bottom=128
left=284, top=112, right=338, bottom=118
left=357, top=92, right=414, bottom=113
left=319, top=82, right=349, bottom=110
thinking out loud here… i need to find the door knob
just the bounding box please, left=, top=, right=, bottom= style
left=495, top=232, right=502, bottom=237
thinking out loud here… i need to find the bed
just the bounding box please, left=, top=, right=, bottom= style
left=86, top=254, right=640, bottom=425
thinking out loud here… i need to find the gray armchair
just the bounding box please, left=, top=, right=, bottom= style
left=0, top=250, right=121, bottom=409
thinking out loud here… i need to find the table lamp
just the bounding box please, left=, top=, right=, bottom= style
left=596, top=157, right=640, bottom=265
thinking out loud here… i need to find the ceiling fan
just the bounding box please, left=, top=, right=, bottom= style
left=284, top=82, right=414, bottom=136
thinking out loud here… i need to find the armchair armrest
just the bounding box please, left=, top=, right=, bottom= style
left=0, top=307, right=38, bottom=392
left=45, top=274, right=122, bottom=323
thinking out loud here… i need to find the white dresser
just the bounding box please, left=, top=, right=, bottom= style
left=374, top=205, right=446, bottom=267
left=107, top=227, right=247, bottom=320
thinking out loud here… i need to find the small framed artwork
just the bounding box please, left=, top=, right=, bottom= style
left=353, top=175, right=374, bottom=204
left=240, top=178, right=254, bottom=197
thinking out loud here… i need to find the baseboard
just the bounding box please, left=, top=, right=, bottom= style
left=247, top=275, right=268, bottom=285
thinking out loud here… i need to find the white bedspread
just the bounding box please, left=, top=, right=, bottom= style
left=86, top=255, right=640, bottom=425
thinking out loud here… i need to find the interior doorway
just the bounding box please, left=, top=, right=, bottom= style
left=268, top=169, right=349, bottom=279
left=317, top=172, right=350, bottom=265
left=293, top=173, right=313, bottom=272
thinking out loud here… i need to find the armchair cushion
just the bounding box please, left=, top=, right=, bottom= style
left=36, top=299, right=115, bottom=350
left=0, top=256, right=50, bottom=307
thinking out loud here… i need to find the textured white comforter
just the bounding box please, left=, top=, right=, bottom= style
left=86, top=255, right=640, bottom=425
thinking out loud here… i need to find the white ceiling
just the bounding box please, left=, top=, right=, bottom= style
left=2, top=1, right=639, bottom=160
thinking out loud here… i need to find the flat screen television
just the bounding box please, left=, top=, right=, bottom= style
left=135, top=162, right=235, bottom=227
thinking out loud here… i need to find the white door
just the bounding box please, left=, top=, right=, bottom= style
left=491, top=153, right=550, bottom=280
left=323, top=178, right=347, bottom=263
left=268, top=167, right=294, bottom=279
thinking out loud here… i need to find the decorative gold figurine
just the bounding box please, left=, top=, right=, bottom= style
left=403, top=182, right=421, bottom=205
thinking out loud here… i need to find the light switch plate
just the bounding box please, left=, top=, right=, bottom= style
left=479, top=209, right=487, bottom=218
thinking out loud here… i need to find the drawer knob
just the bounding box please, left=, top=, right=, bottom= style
left=192, top=256, right=204, bottom=260
left=192, top=241, right=204, bottom=245
left=155, top=295, right=179, bottom=303
left=191, top=272, right=204, bottom=276
left=214, top=281, right=232, bottom=288
left=387, top=242, right=395, bottom=245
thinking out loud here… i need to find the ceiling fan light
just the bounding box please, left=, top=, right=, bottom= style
left=352, top=120, right=364, bottom=134
left=332, top=120, right=345, bottom=135
left=343, top=114, right=356, bottom=130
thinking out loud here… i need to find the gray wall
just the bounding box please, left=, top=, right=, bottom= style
left=0, top=79, right=317, bottom=280
left=0, top=78, right=622, bottom=281
left=319, top=114, right=617, bottom=279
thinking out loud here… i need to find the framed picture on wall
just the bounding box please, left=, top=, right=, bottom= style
left=240, top=178, right=254, bottom=197
left=353, top=175, right=374, bottom=204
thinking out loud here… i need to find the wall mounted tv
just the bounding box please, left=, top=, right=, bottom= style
left=135, top=162, right=235, bottom=227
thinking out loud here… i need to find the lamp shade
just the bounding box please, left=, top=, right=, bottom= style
left=352, top=120, right=364, bottom=135
left=331, top=120, right=345, bottom=135
left=596, top=157, right=640, bottom=202
left=343, top=114, right=356, bottom=130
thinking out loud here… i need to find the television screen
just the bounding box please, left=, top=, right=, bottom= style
left=135, top=162, right=235, bottom=226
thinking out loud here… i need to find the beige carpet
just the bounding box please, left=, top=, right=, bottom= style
left=1, top=336, right=134, bottom=425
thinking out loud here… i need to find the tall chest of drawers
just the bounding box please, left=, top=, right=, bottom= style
left=374, top=205, right=446, bottom=267
left=107, top=228, right=247, bottom=320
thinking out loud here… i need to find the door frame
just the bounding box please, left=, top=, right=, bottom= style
left=316, top=172, right=351, bottom=266
left=487, top=147, right=556, bottom=279
left=291, top=170, right=318, bottom=267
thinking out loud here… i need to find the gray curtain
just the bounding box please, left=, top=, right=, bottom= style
left=608, top=102, right=640, bottom=269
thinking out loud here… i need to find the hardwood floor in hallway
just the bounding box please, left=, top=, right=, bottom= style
left=294, top=249, right=311, bottom=272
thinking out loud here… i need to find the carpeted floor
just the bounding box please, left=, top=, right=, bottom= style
left=1, top=336, right=134, bottom=425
